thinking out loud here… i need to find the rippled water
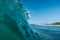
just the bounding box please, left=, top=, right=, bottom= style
left=31, top=24, right=60, bottom=40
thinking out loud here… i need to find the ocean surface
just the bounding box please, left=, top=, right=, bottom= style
left=31, top=24, right=60, bottom=40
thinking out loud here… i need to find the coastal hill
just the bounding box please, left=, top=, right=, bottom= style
left=44, top=22, right=60, bottom=26
left=51, top=22, right=60, bottom=25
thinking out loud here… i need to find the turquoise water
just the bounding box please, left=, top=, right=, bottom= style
left=0, top=0, right=60, bottom=40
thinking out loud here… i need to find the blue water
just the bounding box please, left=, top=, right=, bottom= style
left=31, top=24, right=60, bottom=40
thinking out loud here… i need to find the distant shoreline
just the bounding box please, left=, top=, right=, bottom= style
left=46, top=25, right=60, bottom=26
left=42, top=25, right=60, bottom=26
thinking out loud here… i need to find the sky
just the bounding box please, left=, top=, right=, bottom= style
left=21, top=0, right=60, bottom=24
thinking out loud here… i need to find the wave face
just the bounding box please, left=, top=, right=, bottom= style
left=0, top=0, right=44, bottom=40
